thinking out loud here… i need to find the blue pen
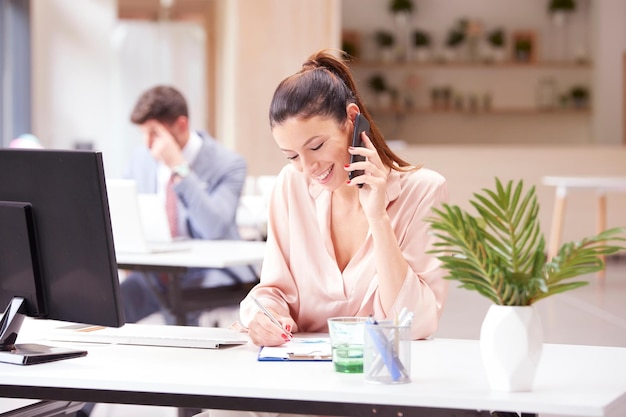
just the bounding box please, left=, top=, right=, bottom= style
left=365, top=318, right=407, bottom=381
left=368, top=312, right=413, bottom=376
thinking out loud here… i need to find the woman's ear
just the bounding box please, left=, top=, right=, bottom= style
left=346, top=103, right=361, bottom=124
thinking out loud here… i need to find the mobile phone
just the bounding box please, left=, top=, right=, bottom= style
left=349, top=113, right=370, bottom=187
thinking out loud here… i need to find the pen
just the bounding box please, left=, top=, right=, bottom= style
left=251, top=295, right=292, bottom=339
left=367, top=312, right=413, bottom=379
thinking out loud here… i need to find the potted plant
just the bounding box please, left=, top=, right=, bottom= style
left=389, top=0, right=414, bottom=14
left=486, top=28, right=506, bottom=62
left=446, top=29, right=465, bottom=49
left=342, top=40, right=358, bottom=61
left=368, top=74, right=387, bottom=94
left=548, top=0, right=576, bottom=26
left=389, top=0, right=414, bottom=25
left=413, top=30, right=430, bottom=48
left=426, top=178, right=625, bottom=392
left=548, top=0, right=576, bottom=13
left=412, top=29, right=431, bottom=62
left=374, top=30, right=396, bottom=62
left=443, top=22, right=466, bottom=62
left=570, top=85, right=589, bottom=108
left=367, top=74, right=392, bottom=109
left=514, top=38, right=532, bottom=62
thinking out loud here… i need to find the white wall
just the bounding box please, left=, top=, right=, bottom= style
left=108, top=21, right=207, bottom=177
left=397, top=145, right=626, bottom=245
left=31, top=0, right=209, bottom=178
left=592, top=0, right=626, bottom=145
left=31, top=0, right=117, bottom=166
left=31, top=0, right=340, bottom=177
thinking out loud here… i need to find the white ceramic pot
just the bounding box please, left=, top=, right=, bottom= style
left=480, top=304, right=543, bottom=392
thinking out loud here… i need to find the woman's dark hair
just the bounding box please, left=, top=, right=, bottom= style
left=269, top=49, right=413, bottom=171
left=130, top=85, right=188, bottom=125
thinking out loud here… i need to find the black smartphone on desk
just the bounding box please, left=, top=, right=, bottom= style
left=349, top=113, right=370, bottom=188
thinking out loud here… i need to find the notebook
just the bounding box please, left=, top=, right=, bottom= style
left=47, top=323, right=249, bottom=349
left=257, top=337, right=331, bottom=361
left=106, top=179, right=190, bottom=253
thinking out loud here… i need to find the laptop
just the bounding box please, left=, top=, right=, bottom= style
left=47, top=323, right=248, bottom=349
left=105, top=179, right=190, bottom=253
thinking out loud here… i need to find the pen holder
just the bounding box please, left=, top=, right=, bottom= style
left=364, top=320, right=411, bottom=384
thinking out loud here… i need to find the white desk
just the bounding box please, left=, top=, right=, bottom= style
left=116, top=240, right=266, bottom=326
left=541, top=176, right=626, bottom=279
left=2, top=319, right=626, bottom=417
left=115, top=240, right=267, bottom=269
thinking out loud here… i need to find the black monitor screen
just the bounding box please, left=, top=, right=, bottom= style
left=0, top=149, right=125, bottom=328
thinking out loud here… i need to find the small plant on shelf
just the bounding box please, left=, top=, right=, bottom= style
left=570, top=85, right=590, bottom=108
left=446, top=29, right=465, bottom=49
left=374, top=30, right=395, bottom=49
left=367, top=74, right=395, bottom=110
left=389, top=0, right=414, bottom=14
left=367, top=74, right=387, bottom=94
left=485, top=28, right=507, bottom=62
left=548, top=0, right=576, bottom=27
left=342, top=40, right=358, bottom=60
left=413, top=30, right=431, bottom=48
left=548, top=0, right=576, bottom=13
left=374, top=30, right=396, bottom=62
left=411, top=29, right=432, bottom=62
left=487, top=28, right=505, bottom=49
left=514, top=38, right=533, bottom=62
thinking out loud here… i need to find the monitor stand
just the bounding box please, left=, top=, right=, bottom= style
left=0, top=297, right=87, bottom=365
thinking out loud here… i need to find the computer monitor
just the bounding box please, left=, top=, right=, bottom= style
left=0, top=149, right=125, bottom=364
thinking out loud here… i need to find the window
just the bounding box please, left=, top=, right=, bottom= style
left=0, top=0, right=31, bottom=147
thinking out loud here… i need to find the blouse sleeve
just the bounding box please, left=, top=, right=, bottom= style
left=239, top=168, right=301, bottom=329
left=373, top=170, right=449, bottom=340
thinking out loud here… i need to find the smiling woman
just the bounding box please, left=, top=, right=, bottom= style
left=197, top=49, right=451, bottom=417
left=242, top=49, right=449, bottom=344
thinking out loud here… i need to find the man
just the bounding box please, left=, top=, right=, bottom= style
left=121, top=85, right=256, bottom=325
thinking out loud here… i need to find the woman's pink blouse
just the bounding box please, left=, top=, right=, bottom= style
left=240, top=164, right=449, bottom=340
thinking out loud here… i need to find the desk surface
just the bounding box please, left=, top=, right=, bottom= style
left=116, top=240, right=266, bottom=269
left=542, top=176, right=626, bottom=190
left=2, top=319, right=626, bottom=417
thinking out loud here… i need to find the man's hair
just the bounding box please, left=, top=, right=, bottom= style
left=130, top=85, right=188, bottom=125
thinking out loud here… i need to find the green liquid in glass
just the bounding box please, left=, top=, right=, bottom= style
left=333, top=345, right=364, bottom=373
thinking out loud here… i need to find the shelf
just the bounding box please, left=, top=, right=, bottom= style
left=350, top=60, right=592, bottom=70
left=371, top=107, right=591, bottom=116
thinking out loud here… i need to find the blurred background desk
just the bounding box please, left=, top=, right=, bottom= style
left=542, top=176, right=626, bottom=278
left=116, top=240, right=266, bottom=326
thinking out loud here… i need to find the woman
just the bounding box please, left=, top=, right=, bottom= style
left=241, top=49, right=448, bottom=347
left=196, top=50, right=448, bottom=416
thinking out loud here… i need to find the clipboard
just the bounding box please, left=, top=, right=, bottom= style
left=257, top=338, right=332, bottom=361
